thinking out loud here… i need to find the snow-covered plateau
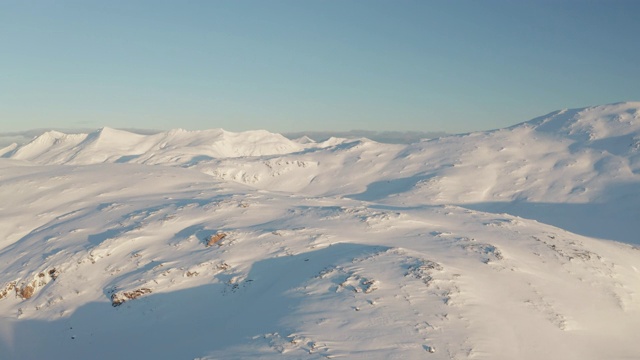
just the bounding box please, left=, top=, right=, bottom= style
left=1, top=102, right=640, bottom=359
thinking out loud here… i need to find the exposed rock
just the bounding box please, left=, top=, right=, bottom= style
left=17, top=284, right=35, bottom=300
left=111, top=288, right=152, bottom=307
left=4, top=268, right=60, bottom=300
left=206, top=233, right=227, bottom=247
left=0, top=282, right=16, bottom=300
left=48, top=268, right=59, bottom=280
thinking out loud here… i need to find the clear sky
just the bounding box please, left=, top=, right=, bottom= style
left=1, top=0, right=639, bottom=134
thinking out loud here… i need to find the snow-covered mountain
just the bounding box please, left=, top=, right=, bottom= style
left=0, top=127, right=307, bottom=165
left=1, top=102, right=639, bottom=359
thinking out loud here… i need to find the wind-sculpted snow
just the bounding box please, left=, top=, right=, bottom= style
left=1, top=102, right=640, bottom=359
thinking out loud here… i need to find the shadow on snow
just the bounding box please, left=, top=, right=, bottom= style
left=0, top=242, right=388, bottom=360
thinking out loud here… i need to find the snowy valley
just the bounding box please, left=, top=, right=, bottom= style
left=1, top=102, right=640, bottom=359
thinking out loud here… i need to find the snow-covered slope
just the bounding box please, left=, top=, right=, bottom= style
left=7, top=103, right=638, bottom=211
left=191, top=102, right=640, bottom=244
left=1, top=102, right=640, bottom=359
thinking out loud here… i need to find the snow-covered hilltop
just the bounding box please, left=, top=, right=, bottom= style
left=6, top=103, right=638, bottom=243
left=1, top=102, right=639, bottom=359
left=0, top=127, right=308, bottom=165
left=5, top=103, right=640, bottom=202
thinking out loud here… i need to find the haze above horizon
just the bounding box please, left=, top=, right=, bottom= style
left=2, top=1, right=639, bottom=133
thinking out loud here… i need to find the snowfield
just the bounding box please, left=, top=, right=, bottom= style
left=1, top=102, right=640, bottom=359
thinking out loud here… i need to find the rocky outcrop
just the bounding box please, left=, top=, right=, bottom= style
left=206, top=233, right=227, bottom=247
left=0, top=268, right=59, bottom=301
left=111, top=288, right=152, bottom=307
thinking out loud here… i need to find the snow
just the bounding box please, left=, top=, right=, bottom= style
left=1, top=102, right=640, bottom=359
left=5, top=127, right=306, bottom=165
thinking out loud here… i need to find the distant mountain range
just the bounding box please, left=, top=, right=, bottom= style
left=0, top=128, right=447, bottom=149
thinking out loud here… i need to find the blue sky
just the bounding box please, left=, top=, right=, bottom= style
left=1, top=0, right=639, bottom=134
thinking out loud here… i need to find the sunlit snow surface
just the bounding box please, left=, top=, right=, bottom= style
left=1, top=103, right=640, bottom=359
